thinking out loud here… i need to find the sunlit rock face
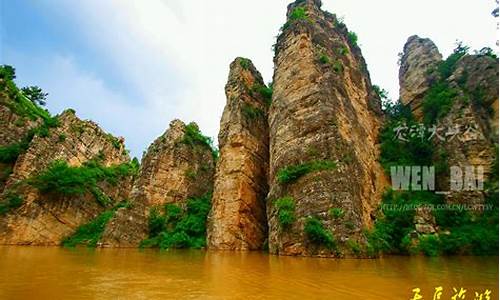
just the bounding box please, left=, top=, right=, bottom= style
left=207, top=58, right=269, bottom=250
left=0, top=110, right=132, bottom=246
left=266, top=0, right=387, bottom=257
left=399, top=35, right=443, bottom=119
left=101, top=119, right=216, bottom=247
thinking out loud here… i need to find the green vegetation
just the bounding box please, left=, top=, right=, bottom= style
left=475, top=47, right=498, bottom=59
left=277, top=160, right=336, bottom=184
left=379, top=102, right=434, bottom=173
left=304, top=216, right=336, bottom=249
left=371, top=58, right=499, bottom=256
left=332, top=60, right=343, bottom=74
left=422, top=82, right=459, bottom=124
left=241, top=103, right=264, bottom=120
left=58, top=134, right=67, bottom=143
left=281, top=6, right=311, bottom=31
left=319, top=53, right=330, bottom=64
left=61, top=202, right=130, bottom=248
left=0, top=65, right=51, bottom=122
left=336, top=46, right=348, bottom=56
left=28, top=158, right=139, bottom=205
left=373, top=85, right=389, bottom=100
left=289, top=7, right=307, bottom=21
left=0, top=65, right=61, bottom=164
left=251, top=82, right=273, bottom=106
left=347, top=239, right=362, bottom=255
left=329, top=207, right=344, bottom=219
left=347, top=31, right=358, bottom=47
left=21, top=86, right=48, bottom=106
left=239, top=58, right=251, bottom=70
left=181, top=122, right=219, bottom=161
left=0, top=192, right=23, bottom=215
left=274, top=196, right=296, bottom=229
left=419, top=43, right=469, bottom=125
left=140, top=193, right=211, bottom=249
left=185, top=169, right=197, bottom=180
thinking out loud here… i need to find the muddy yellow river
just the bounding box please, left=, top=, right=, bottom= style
left=0, top=247, right=497, bottom=299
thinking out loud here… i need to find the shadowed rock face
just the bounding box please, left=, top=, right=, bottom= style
left=399, top=35, right=443, bottom=119
left=267, top=0, right=387, bottom=257
left=0, top=111, right=132, bottom=245
left=101, top=119, right=216, bottom=247
left=207, top=58, right=269, bottom=250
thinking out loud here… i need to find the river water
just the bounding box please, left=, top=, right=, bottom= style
left=0, top=247, right=497, bottom=299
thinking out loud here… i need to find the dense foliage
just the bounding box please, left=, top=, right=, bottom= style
left=62, top=210, right=115, bottom=247
left=61, top=201, right=131, bottom=247
left=181, top=123, right=219, bottom=161
left=277, top=160, right=336, bottom=184
left=141, top=193, right=212, bottom=249
left=304, top=216, right=336, bottom=250
left=28, top=158, right=139, bottom=205
left=274, top=196, right=296, bottom=229
left=0, top=192, right=23, bottom=215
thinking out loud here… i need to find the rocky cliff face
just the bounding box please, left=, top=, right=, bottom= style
left=0, top=110, right=132, bottom=245
left=399, top=36, right=498, bottom=205
left=101, top=120, right=216, bottom=247
left=207, top=58, right=269, bottom=250
left=399, top=36, right=443, bottom=119
left=266, top=0, right=387, bottom=257
left=0, top=83, right=43, bottom=192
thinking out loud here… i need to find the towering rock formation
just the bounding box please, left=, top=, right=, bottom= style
left=399, top=36, right=443, bottom=119
left=399, top=35, right=498, bottom=205
left=207, top=58, right=269, bottom=250
left=0, top=110, right=132, bottom=245
left=101, top=120, right=216, bottom=247
left=267, top=0, right=387, bottom=257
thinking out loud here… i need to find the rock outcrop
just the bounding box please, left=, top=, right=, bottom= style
left=0, top=110, right=132, bottom=245
left=399, top=36, right=498, bottom=205
left=399, top=35, right=443, bottom=119
left=207, top=58, right=269, bottom=250
left=266, top=0, right=387, bottom=257
left=101, top=120, right=216, bottom=247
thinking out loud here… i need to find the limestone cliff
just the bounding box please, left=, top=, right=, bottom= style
left=267, top=0, right=387, bottom=257
left=399, top=36, right=443, bottom=119
left=0, top=110, right=132, bottom=245
left=101, top=120, right=216, bottom=247
left=207, top=58, right=269, bottom=250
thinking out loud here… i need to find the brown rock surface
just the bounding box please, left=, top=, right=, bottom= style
left=0, top=110, right=132, bottom=245
left=207, top=58, right=269, bottom=250
left=399, top=35, right=443, bottom=119
left=101, top=119, right=216, bottom=247
left=267, top=0, right=387, bottom=257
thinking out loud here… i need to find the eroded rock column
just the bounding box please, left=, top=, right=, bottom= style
left=207, top=58, right=269, bottom=250
left=267, top=0, right=386, bottom=257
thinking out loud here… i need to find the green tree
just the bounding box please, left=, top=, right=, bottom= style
left=21, top=86, right=48, bottom=106
left=0, top=65, right=16, bottom=80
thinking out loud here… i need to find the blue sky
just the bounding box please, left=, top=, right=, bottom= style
left=1, top=0, right=497, bottom=159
